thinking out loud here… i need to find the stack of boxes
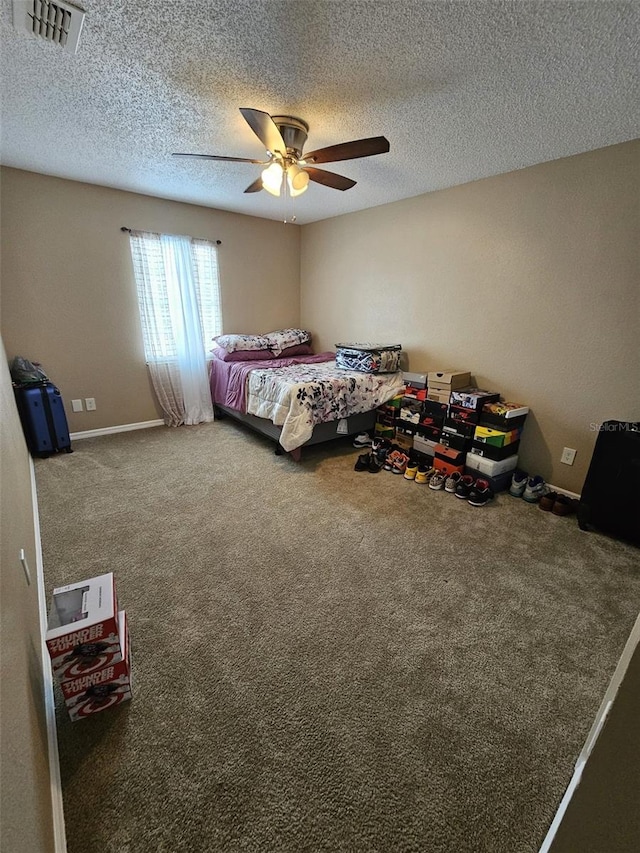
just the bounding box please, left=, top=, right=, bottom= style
left=375, top=368, right=530, bottom=492
left=466, top=401, right=530, bottom=490
left=374, top=391, right=403, bottom=440
left=45, top=572, right=132, bottom=721
left=426, top=372, right=472, bottom=475
left=437, top=386, right=501, bottom=475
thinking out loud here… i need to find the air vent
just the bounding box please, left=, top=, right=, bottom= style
left=13, top=0, right=85, bottom=54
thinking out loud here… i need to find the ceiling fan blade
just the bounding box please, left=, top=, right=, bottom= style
left=244, top=177, right=263, bottom=194
left=305, top=167, right=356, bottom=191
left=172, top=153, right=266, bottom=164
left=303, top=136, right=390, bottom=164
left=239, top=108, right=287, bottom=156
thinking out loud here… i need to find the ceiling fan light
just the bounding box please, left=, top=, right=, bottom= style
left=262, top=161, right=283, bottom=196
left=287, top=164, right=310, bottom=196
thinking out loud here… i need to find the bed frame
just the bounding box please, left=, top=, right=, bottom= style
left=214, top=404, right=376, bottom=459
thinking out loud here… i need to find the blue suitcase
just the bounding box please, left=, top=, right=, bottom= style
left=15, top=382, right=72, bottom=457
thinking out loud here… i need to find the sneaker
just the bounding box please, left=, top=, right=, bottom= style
left=368, top=455, right=383, bottom=473
left=552, top=495, right=578, bottom=516
left=392, top=452, right=410, bottom=475
left=468, top=478, right=494, bottom=506
left=539, top=491, right=558, bottom=511
left=509, top=469, right=529, bottom=497
left=454, top=474, right=475, bottom=500
left=353, top=432, right=372, bottom=448
left=414, top=464, right=433, bottom=485
left=371, top=438, right=393, bottom=467
left=354, top=452, right=371, bottom=472
left=404, top=460, right=419, bottom=481
left=384, top=449, right=401, bottom=470
left=371, top=436, right=391, bottom=454
left=444, top=471, right=462, bottom=493
left=429, top=470, right=447, bottom=490
left=523, top=475, right=546, bottom=503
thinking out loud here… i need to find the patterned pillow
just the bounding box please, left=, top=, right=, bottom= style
left=212, top=333, right=271, bottom=354
left=265, top=329, right=312, bottom=356
left=211, top=346, right=275, bottom=362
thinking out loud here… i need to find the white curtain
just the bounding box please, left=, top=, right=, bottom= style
left=129, top=231, right=217, bottom=427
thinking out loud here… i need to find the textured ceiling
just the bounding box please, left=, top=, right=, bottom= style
left=1, top=0, right=639, bottom=225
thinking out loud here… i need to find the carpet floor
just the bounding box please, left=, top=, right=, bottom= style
left=35, top=421, right=640, bottom=853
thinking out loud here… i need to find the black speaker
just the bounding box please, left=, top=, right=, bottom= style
left=578, top=421, right=640, bottom=545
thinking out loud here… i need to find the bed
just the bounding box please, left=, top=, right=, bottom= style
left=209, top=350, right=405, bottom=457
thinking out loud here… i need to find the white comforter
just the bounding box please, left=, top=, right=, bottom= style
left=246, top=360, right=405, bottom=452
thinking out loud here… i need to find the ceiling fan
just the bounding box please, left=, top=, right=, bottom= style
left=173, top=108, right=390, bottom=198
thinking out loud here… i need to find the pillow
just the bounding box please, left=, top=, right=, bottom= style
left=213, top=333, right=271, bottom=354
left=277, top=343, right=314, bottom=358
left=211, top=346, right=274, bottom=362
left=265, top=329, right=312, bottom=356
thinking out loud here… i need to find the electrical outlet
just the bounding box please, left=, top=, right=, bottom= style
left=85, top=397, right=96, bottom=411
left=561, top=447, right=577, bottom=465
left=71, top=399, right=83, bottom=412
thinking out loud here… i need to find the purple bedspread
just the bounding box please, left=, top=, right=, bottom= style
left=209, top=352, right=336, bottom=412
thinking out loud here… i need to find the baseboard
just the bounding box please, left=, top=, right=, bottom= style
left=70, top=419, right=164, bottom=441
left=538, top=610, right=640, bottom=852
left=30, top=460, right=67, bottom=853
left=546, top=483, right=581, bottom=500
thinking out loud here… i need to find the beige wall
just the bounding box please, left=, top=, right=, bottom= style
left=0, top=336, right=55, bottom=853
left=1, top=143, right=638, bottom=488
left=548, top=631, right=640, bottom=853
left=301, top=140, right=640, bottom=493
left=0, top=168, right=300, bottom=432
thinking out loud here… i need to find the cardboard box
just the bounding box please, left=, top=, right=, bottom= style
left=434, top=443, right=466, bottom=475
left=478, top=403, right=529, bottom=430
left=449, top=388, right=500, bottom=412
left=443, top=417, right=475, bottom=438
left=377, top=403, right=399, bottom=418
left=402, top=371, right=427, bottom=389
left=400, top=399, right=422, bottom=423
left=394, top=428, right=414, bottom=453
left=479, top=412, right=528, bottom=431
left=422, top=399, right=449, bottom=418
left=374, top=423, right=395, bottom=439
left=415, top=423, right=442, bottom=441
left=448, top=404, right=481, bottom=425
left=474, top=425, right=522, bottom=447
left=433, top=457, right=465, bottom=476
left=46, top=573, right=120, bottom=680
left=439, top=430, right=473, bottom=452
left=470, top=440, right=521, bottom=461
left=419, top=413, right=444, bottom=430
left=403, top=386, right=427, bottom=401
left=383, top=394, right=404, bottom=410
left=426, top=389, right=451, bottom=404
left=464, top=466, right=513, bottom=493
left=413, top=434, right=437, bottom=457
left=63, top=611, right=132, bottom=722
left=482, top=401, right=529, bottom=419
left=427, top=370, right=471, bottom=390
left=465, top=451, right=519, bottom=477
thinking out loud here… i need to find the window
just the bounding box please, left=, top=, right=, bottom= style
left=127, top=230, right=219, bottom=426
left=129, top=230, right=222, bottom=362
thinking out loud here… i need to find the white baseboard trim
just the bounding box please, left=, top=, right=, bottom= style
left=538, top=610, right=640, bottom=853
left=70, top=419, right=164, bottom=441
left=546, top=483, right=581, bottom=500
left=30, top=459, right=67, bottom=853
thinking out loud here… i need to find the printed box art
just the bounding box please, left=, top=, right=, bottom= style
left=46, top=572, right=120, bottom=680
left=63, top=610, right=132, bottom=721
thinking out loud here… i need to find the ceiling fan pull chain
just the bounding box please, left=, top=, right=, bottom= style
left=282, top=179, right=297, bottom=224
